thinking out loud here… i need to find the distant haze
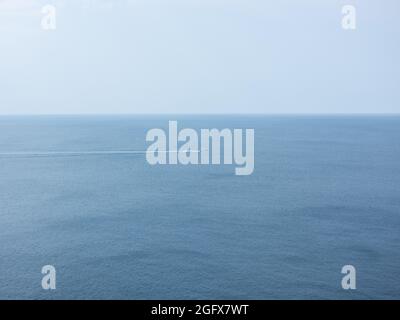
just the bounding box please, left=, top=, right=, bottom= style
left=0, top=0, right=399, bottom=114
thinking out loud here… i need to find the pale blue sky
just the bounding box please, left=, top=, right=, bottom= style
left=0, top=0, right=399, bottom=114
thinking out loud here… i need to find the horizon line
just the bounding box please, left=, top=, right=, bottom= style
left=1, top=113, right=400, bottom=117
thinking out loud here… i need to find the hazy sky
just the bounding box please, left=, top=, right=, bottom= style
left=0, top=0, right=399, bottom=114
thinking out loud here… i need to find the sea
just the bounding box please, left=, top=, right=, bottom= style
left=0, top=115, right=399, bottom=299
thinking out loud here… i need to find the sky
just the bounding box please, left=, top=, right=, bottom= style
left=0, top=0, right=399, bottom=114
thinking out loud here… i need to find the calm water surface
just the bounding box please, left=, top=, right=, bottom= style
left=0, top=115, right=399, bottom=299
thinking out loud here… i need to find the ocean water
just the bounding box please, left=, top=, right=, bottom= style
left=0, top=115, right=399, bottom=300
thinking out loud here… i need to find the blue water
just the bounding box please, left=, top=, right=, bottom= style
left=0, top=115, right=399, bottom=299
